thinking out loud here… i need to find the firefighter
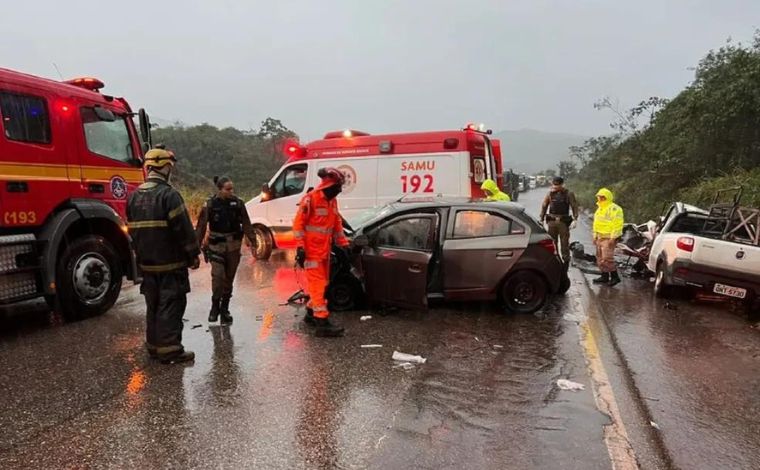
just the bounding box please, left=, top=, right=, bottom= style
left=195, top=176, right=257, bottom=325
left=127, top=147, right=201, bottom=364
left=481, top=178, right=511, bottom=201
left=539, top=176, right=579, bottom=265
left=592, top=188, right=624, bottom=286
left=293, top=167, right=350, bottom=337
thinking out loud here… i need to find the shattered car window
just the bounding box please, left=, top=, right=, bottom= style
left=375, top=217, right=433, bottom=251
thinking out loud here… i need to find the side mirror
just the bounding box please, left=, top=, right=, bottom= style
left=262, top=183, right=271, bottom=195
left=353, top=235, right=370, bottom=248
left=138, top=108, right=152, bottom=148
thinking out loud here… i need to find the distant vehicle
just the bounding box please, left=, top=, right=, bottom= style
left=536, top=175, right=547, bottom=186
left=0, top=68, right=151, bottom=319
left=247, top=124, right=505, bottom=260
left=648, top=194, right=760, bottom=312
left=528, top=176, right=537, bottom=190
left=339, top=198, right=570, bottom=314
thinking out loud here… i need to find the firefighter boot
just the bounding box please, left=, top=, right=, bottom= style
left=608, top=271, right=622, bottom=287
left=314, top=317, right=345, bottom=337
left=303, top=307, right=317, bottom=326
left=220, top=296, right=233, bottom=325
left=592, top=272, right=610, bottom=284
left=159, top=350, right=195, bottom=365
left=208, top=297, right=221, bottom=323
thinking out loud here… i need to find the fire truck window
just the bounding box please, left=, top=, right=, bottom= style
left=374, top=217, right=433, bottom=251
left=271, top=164, right=307, bottom=198
left=0, top=92, right=51, bottom=144
left=453, top=211, right=511, bottom=238
left=81, top=107, right=133, bottom=163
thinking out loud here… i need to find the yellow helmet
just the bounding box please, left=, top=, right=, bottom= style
left=143, top=148, right=176, bottom=169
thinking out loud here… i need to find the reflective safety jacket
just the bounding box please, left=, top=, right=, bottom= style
left=481, top=179, right=511, bottom=202
left=127, top=177, right=200, bottom=273
left=593, top=187, right=624, bottom=239
left=293, top=183, right=349, bottom=259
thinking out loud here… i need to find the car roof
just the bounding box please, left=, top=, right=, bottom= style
left=388, top=197, right=527, bottom=214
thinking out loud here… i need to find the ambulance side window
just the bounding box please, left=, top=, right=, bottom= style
left=81, top=107, right=133, bottom=163
left=0, top=92, right=51, bottom=144
left=270, top=164, right=308, bottom=199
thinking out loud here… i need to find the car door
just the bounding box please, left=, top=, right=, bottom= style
left=360, top=213, right=439, bottom=310
left=442, top=209, right=528, bottom=299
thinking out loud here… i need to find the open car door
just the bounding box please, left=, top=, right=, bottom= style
left=360, top=213, right=439, bottom=310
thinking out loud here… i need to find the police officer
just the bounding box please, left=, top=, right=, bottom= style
left=293, top=167, right=350, bottom=337
left=127, top=147, right=201, bottom=364
left=539, top=176, right=579, bottom=265
left=195, top=176, right=257, bottom=325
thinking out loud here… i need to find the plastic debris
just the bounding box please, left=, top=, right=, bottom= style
left=361, top=344, right=383, bottom=348
left=650, top=421, right=660, bottom=430
left=493, top=344, right=504, bottom=349
left=392, top=351, right=427, bottom=364
left=191, top=324, right=202, bottom=329
left=360, top=315, right=372, bottom=321
left=556, top=379, right=585, bottom=391
left=393, top=362, right=416, bottom=370
left=475, top=336, right=480, bottom=342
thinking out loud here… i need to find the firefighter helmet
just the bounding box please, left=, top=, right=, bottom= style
left=143, top=148, right=176, bottom=169
left=317, top=167, right=345, bottom=186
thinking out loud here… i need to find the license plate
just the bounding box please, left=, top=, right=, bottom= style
left=713, top=283, right=747, bottom=299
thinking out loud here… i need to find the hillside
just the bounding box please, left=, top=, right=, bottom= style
left=494, top=129, right=588, bottom=174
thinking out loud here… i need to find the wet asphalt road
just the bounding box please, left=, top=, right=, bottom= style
left=1, top=190, right=759, bottom=469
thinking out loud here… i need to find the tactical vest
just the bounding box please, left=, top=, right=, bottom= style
left=548, top=189, right=570, bottom=215
left=208, top=196, right=244, bottom=235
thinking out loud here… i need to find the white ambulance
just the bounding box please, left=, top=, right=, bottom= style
left=246, top=125, right=505, bottom=259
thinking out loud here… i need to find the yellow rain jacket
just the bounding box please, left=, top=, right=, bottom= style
left=481, top=179, right=511, bottom=202
left=593, top=188, right=624, bottom=239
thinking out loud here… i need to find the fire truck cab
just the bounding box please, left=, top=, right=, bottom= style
left=246, top=124, right=504, bottom=259
left=0, top=68, right=151, bottom=319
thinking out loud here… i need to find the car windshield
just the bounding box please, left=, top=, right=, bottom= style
left=345, top=205, right=395, bottom=231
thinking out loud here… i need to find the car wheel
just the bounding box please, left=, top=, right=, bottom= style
left=501, top=271, right=549, bottom=314
left=327, top=275, right=364, bottom=311
left=253, top=226, right=273, bottom=260
left=56, top=235, right=122, bottom=320
left=654, top=263, right=672, bottom=298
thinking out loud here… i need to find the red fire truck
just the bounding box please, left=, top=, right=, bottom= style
left=246, top=124, right=505, bottom=259
left=0, top=68, right=152, bottom=319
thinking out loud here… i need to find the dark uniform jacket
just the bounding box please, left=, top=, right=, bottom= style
left=539, top=188, right=579, bottom=224
left=195, top=195, right=256, bottom=247
left=127, top=177, right=200, bottom=273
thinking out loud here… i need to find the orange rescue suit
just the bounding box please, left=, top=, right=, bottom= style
left=293, top=183, right=349, bottom=319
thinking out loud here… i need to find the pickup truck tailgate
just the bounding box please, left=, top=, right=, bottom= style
left=692, top=239, right=760, bottom=276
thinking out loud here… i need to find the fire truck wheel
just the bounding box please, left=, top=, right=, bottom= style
left=56, top=235, right=122, bottom=320
left=253, top=226, right=273, bottom=260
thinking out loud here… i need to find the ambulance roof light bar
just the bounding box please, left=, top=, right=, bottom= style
left=463, top=122, right=493, bottom=135
left=64, top=77, right=105, bottom=92
left=323, top=129, right=371, bottom=139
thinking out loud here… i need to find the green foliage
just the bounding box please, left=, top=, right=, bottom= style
left=153, top=118, right=297, bottom=200
left=572, top=31, right=760, bottom=221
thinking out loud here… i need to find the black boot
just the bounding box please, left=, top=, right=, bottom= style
left=303, top=307, right=317, bottom=326
left=314, top=317, right=344, bottom=337
left=220, top=296, right=233, bottom=325
left=608, top=271, right=621, bottom=287
left=159, top=350, right=195, bottom=364
left=593, top=272, right=610, bottom=284
left=208, top=297, right=221, bottom=322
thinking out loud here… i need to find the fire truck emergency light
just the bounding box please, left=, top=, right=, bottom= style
left=65, top=77, right=105, bottom=92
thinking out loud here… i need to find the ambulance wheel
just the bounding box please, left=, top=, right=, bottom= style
left=327, top=275, right=363, bottom=311
left=56, top=235, right=122, bottom=320
left=253, top=226, right=273, bottom=260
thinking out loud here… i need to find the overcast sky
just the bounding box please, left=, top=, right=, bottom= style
left=2, top=0, right=758, bottom=140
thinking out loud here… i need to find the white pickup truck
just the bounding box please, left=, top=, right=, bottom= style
left=648, top=202, right=760, bottom=305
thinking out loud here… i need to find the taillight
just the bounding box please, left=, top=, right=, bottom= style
left=538, top=238, right=557, bottom=255
left=676, top=236, right=694, bottom=252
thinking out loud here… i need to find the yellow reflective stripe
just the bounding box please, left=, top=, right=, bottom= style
left=129, top=220, right=169, bottom=229
left=315, top=208, right=329, bottom=216
left=305, top=225, right=332, bottom=235
left=139, top=262, right=186, bottom=272
left=304, top=261, right=319, bottom=269
left=167, top=204, right=186, bottom=220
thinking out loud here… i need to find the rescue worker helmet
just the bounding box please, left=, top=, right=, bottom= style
left=143, top=148, right=177, bottom=169
left=317, top=167, right=345, bottom=186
